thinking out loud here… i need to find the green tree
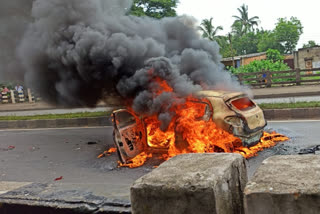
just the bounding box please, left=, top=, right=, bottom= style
left=231, top=21, right=243, bottom=37
left=232, top=32, right=260, bottom=55
left=303, top=40, right=318, bottom=48
left=274, top=17, right=303, bottom=53
left=199, top=18, right=223, bottom=41
left=257, top=31, right=284, bottom=53
left=266, top=49, right=284, bottom=62
left=216, top=35, right=237, bottom=58
left=232, top=4, right=259, bottom=35
left=130, top=0, right=178, bottom=19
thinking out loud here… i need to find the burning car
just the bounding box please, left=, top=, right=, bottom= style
left=111, top=90, right=267, bottom=164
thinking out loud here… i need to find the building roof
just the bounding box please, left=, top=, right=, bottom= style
left=297, top=46, right=320, bottom=51
left=222, top=52, right=266, bottom=62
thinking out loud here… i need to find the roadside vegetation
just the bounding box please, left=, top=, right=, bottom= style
left=228, top=49, right=290, bottom=74
left=1, top=101, right=320, bottom=121
left=259, top=102, right=320, bottom=109
left=0, top=111, right=110, bottom=121
left=199, top=4, right=304, bottom=57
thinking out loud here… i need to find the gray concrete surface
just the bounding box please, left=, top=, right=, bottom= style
left=244, top=155, right=320, bottom=214
left=0, top=108, right=319, bottom=130
left=0, top=121, right=319, bottom=212
left=255, top=95, right=320, bottom=104
left=0, top=127, right=150, bottom=213
left=0, top=117, right=111, bottom=129
left=248, top=120, right=320, bottom=178
left=0, top=107, right=111, bottom=116
left=263, top=108, right=320, bottom=120
left=252, top=85, right=320, bottom=99
left=131, top=153, right=247, bottom=214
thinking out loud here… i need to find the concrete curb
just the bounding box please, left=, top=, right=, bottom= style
left=253, top=91, right=320, bottom=99
left=0, top=108, right=319, bottom=130
left=263, top=107, right=320, bottom=120
left=0, top=182, right=131, bottom=214
left=0, top=117, right=112, bottom=129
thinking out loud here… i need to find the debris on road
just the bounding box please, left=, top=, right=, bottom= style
left=54, top=176, right=63, bottom=181
left=298, top=145, right=320, bottom=155
left=8, top=146, right=15, bottom=150
left=87, top=141, right=97, bottom=145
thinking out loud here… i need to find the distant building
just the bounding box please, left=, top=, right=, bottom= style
left=294, top=46, right=320, bottom=69
left=221, top=52, right=266, bottom=68
left=222, top=52, right=294, bottom=69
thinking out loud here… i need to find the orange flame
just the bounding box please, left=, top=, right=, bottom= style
left=235, top=132, right=289, bottom=158
left=118, top=152, right=152, bottom=168
left=110, top=76, right=289, bottom=168
left=98, top=147, right=117, bottom=159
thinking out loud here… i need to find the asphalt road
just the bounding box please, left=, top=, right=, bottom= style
left=0, top=121, right=319, bottom=200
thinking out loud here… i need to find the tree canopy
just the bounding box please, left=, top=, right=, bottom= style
left=274, top=17, right=303, bottom=53
left=130, top=0, right=178, bottom=19
left=232, top=4, right=259, bottom=36
left=199, top=18, right=223, bottom=41
left=207, top=15, right=304, bottom=57
left=303, top=40, right=318, bottom=48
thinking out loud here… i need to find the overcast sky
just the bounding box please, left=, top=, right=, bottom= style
left=177, top=0, right=320, bottom=49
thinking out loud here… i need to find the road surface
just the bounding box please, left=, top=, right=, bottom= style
left=0, top=121, right=319, bottom=200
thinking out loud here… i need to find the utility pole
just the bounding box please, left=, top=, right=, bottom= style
left=228, top=33, right=235, bottom=67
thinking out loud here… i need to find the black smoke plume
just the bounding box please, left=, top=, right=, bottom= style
left=7, top=0, right=246, bottom=128
left=0, top=0, right=33, bottom=81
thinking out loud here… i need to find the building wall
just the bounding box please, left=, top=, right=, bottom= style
left=284, top=54, right=294, bottom=69
left=242, top=54, right=266, bottom=65
left=294, top=46, right=320, bottom=69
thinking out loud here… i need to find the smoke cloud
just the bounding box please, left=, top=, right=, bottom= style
left=0, top=0, right=33, bottom=81
left=3, top=0, right=247, bottom=127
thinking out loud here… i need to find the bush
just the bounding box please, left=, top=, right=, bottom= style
left=228, top=59, right=289, bottom=74
left=227, top=49, right=292, bottom=84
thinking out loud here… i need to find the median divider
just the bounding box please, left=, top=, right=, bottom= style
left=0, top=117, right=112, bottom=129
left=0, top=107, right=319, bottom=130
left=131, top=153, right=247, bottom=214
left=244, top=155, right=320, bottom=214
left=263, top=107, right=320, bottom=120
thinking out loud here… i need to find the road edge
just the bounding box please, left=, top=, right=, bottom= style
left=0, top=108, right=319, bottom=129
left=0, top=117, right=112, bottom=129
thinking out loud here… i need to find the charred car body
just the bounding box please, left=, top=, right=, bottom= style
left=112, top=90, right=267, bottom=163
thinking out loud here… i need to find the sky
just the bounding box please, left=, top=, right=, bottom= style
left=176, top=0, right=320, bottom=49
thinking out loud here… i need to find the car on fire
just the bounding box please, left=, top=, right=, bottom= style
left=111, top=90, right=267, bottom=164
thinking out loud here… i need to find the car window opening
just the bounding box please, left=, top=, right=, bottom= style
left=231, top=97, right=256, bottom=111
left=116, top=111, right=136, bottom=128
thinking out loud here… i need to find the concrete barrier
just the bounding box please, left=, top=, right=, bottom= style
left=263, top=108, right=320, bottom=120
left=131, top=153, right=247, bottom=214
left=0, top=117, right=111, bottom=129
left=244, top=155, right=320, bottom=214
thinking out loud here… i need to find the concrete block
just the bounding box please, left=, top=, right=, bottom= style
left=244, top=155, right=320, bottom=214
left=131, top=153, right=247, bottom=214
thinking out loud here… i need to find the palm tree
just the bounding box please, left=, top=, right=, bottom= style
left=199, top=18, right=223, bottom=41
left=232, top=4, right=259, bottom=35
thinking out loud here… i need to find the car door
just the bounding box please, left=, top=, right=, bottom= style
left=112, top=109, right=146, bottom=163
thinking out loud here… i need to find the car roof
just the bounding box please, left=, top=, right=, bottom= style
left=194, top=90, right=246, bottom=101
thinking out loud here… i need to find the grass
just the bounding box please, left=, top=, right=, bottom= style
left=259, top=101, right=320, bottom=109
left=0, top=111, right=111, bottom=121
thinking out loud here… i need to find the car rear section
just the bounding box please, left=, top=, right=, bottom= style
left=224, top=95, right=267, bottom=147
